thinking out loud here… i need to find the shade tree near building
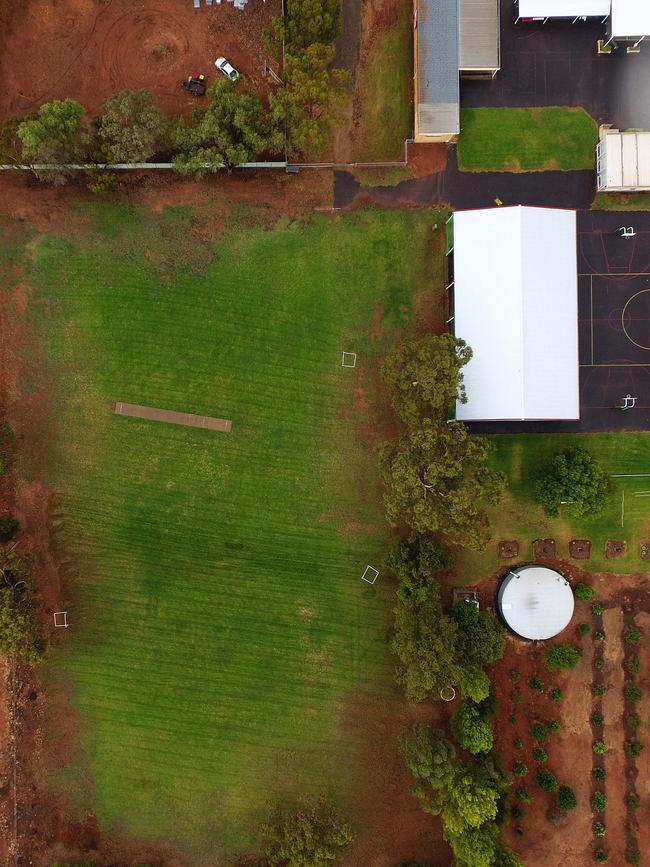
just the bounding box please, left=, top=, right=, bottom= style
left=535, top=447, right=612, bottom=518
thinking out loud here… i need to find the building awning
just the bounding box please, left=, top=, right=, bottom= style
left=597, top=131, right=650, bottom=191
left=453, top=206, right=580, bottom=422
left=415, top=0, right=460, bottom=138
left=459, top=0, right=500, bottom=71
left=518, top=0, right=609, bottom=17
left=610, top=0, right=650, bottom=38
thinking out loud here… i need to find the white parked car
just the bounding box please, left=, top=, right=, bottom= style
left=215, top=57, right=240, bottom=82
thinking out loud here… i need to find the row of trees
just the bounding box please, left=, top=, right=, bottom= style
left=380, top=335, right=505, bottom=551
left=400, top=724, right=521, bottom=867
left=389, top=534, right=505, bottom=703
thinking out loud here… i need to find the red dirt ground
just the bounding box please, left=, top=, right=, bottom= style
left=0, top=0, right=280, bottom=123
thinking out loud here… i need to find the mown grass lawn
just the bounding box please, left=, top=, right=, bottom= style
left=592, top=192, right=650, bottom=210
left=458, top=107, right=598, bottom=172
left=19, top=203, right=444, bottom=855
left=456, top=433, right=650, bottom=583
left=352, top=0, right=413, bottom=161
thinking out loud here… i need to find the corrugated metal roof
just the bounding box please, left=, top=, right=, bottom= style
left=459, top=0, right=500, bottom=70
left=599, top=131, right=650, bottom=191
left=416, top=0, right=460, bottom=136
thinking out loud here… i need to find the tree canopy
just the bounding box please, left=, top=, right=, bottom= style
left=535, top=447, right=612, bottom=518
left=456, top=611, right=506, bottom=668
left=451, top=700, right=494, bottom=754
left=97, top=89, right=168, bottom=163
left=380, top=419, right=504, bottom=550
left=18, top=99, right=89, bottom=182
left=381, top=334, right=472, bottom=428
left=173, top=79, right=282, bottom=174
left=544, top=643, right=582, bottom=671
left=261, top=798, right=354, bottom=867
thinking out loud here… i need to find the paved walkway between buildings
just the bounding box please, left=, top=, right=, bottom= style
left=114, top=402, right=232, bottom=432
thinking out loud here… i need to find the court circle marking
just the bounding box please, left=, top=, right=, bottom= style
left=622, top=289, right=650, bottom=351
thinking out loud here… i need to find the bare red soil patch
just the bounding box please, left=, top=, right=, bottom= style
left=0, top=0, right=279, bottom=123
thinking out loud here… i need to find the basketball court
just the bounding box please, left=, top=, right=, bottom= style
left=577, top=211, right=650, bottom=431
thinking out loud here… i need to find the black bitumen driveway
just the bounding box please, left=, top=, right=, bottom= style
left=334, top=148, right=595, bottom=210
left=462, top=0, right=650, bottom=129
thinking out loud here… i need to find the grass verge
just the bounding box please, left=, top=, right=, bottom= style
left=455, top=432, right=650, bottom=582
left=592, top=192, right=650, bottom=210
left=458, top=107, right=598, bottom=172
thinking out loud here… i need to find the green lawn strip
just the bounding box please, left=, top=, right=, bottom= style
left=352, top=4, right=413, bottom=161
left=592, top=192, right=650, bottom=210
left=23, top=205, right=442, bottom=852
left=458, top=107, right=598, bottom=172
left=455, top=432, right=650, bottom=584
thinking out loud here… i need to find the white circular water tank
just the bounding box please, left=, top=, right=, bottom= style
left=498, top=565, right=574, bottom=640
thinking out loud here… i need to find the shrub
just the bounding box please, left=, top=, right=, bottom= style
left=595, top=852, right=608, bottom=863
left=536, top=769, right=558, bottom=792
left=557, top=785, right=577, bottom=812
left=0, top=514, right=19, bottom=543
left=592, top=603, right=604, bottom=616
left=511, top=806, right=523, bottom=819
left=575, top=583, right=595, bottom=601
left=514, top=737, right=523, bottom=749
left=625, top=740, right=644, bottom=758
left=544, top=644, right=581, bottom=671
left=531, top=722, right=549, bottom=743
left=513, top=763, right=528, bottom=778
left=511, top=689, right=522, bottom=704
left=516, top=788, right=533, bottom=803
left=627, top=713, right=640, bottom=730
left=509, top=714, right=518, bottom=725
left=451, top=599, right=480, bottom=627
left=625, top=850, right=640, bottom=867
left=595, top=658, right=604, bottom=670
left=549, top=688, right=563, bottom=702
left=624, top=627, right=643, bottom=645
left=578, top=622, right=592, bottom=635
left=627, top=656, right=640, bottom=674
left=593, top=767, right=605, bottom=781
left=625, top=683, right=643, bottom=703
left=593, top=742, right=606, bottom=754
left=509, top=669, right=521, bottom=682
left=261, top=798, right=354, bottom=867
left=593, top=822, right=606, bottom=837
left=592, top=792, right=607, bottom=812
left=532, top=747, right=548, bottom=763
left=549, top=720, right=561, bottom=732
left=591, top=712, right=604, bottom=727
left=593, top=685, right=606, bottom=696
left=529, top=676, right=545, bottom=692
left=594, top=631, right=605, bottom=642
left=626, top=792, right=641, bottom=810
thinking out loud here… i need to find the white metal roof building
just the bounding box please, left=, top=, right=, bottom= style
left=597, top=130, right=650, bottom=190
left=498, top=566, right=575, bottom=640
left=518, top=0, right=650, bottom=41
left=452, top=206, right=580, bottom=422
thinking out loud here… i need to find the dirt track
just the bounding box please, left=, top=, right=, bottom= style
left=0, top=0, right=279, bottom=122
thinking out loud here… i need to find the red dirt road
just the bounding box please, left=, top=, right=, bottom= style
left=0, top=0, right=279, bottom=122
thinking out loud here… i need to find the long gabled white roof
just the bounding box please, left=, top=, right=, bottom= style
left=518, top=0, right=609, bottom=17
left=454, top=206, right=579, bottom=421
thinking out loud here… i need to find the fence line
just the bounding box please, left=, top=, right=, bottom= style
left=0, top=141, right=416, bottom=173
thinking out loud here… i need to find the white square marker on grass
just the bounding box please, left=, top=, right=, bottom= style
left=53, top=611, right=69, bottom=628
left=341, top=352, right=357, bottom=368
left=361, top=565, right=379, bottom=585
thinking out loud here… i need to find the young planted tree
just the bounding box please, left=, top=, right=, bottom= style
left=381, top=334, right=472, bottom=428
left=97, top=89, right=168, bottom=163
left=544, top=643, right=582, bottom=671
left=261, top=798, right=354, bottom=867
left=17, top=99, right=90, bottom=182
left=174, top=79, right=283, bottom=174
left=380, top=419, right=505, bottom=550
left=535, top=447, right=611, bottom=518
